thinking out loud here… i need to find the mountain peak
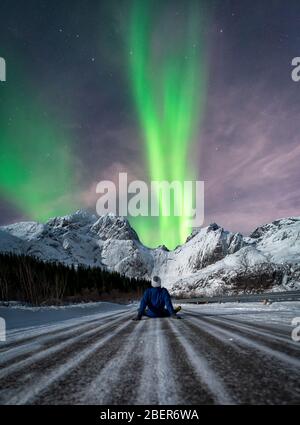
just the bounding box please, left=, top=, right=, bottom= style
left=46, top=209, right=97, bottom=228
left=91, top=213, right=140, bottom=241
left=250, top=216, right=300, bottom=239
left=185, top=222, right=221, bottom=243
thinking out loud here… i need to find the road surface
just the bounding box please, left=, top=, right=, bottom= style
left=0, top=303, right=299, bottom=405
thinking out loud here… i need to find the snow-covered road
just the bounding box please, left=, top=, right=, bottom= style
left=0, top=302, right=299, bottom=405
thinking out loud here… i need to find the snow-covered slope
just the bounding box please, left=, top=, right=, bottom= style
left=0, top=211, right=300, bottom=295
left=0, top=211, right=153, bottom=279
left=172, top=218, right=300, bottom=296
left=0, top=229, right=27, bottom=255
left=251, top=217, right=300, bottom=264
left=151, top=223, right=245, bottom=286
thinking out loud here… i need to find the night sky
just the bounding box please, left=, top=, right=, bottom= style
left=0, top=0, right=300, bottom=248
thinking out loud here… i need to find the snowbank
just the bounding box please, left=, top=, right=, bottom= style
left=0, top=301, right=133, bottom=331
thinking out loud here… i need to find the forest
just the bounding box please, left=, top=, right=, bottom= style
left=0, top=253, right=150, bottom=305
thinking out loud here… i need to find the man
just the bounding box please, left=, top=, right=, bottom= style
left=133, top=276, right=181, bottom=321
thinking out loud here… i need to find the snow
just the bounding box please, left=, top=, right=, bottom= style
left=171, top=218, right=300, bottom=296
left=0, top=212, right=247, bottom=287
left=182, top=301, right=300, bottom=324
left=255, top=217, right=300, bottom=264
left=152, top=223, right=245, bottom=287
left=0, top=229, right=26, bottom=254
left=2, top=221, right=45, bottom=241
left=0, top=301, right=133, bottom=331
left=183, top=301, right=300, bottom=338
left=5, top=319, right=132, bottom=405
left=0, top=211, right=300, bottom=296
left=168, top=318, right=234, bottom=404
left=0, top=300, right=299, bottom=405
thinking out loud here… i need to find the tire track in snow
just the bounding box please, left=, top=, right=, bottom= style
left=0, top=311, right=130, bottom=367
left=32, top=317, right=144, bottom=405
left=180, top=313, right=300, bottom=404
left=154, top=319, right=182, bottom=405
left=0, top=312, right=128, bottom=379
left=3, top=317, right=133, bottom=405
left=78, top=319, right=147, bottom=404
left=167, top=319, right=234, bottom=405
left=186, top=309, right=297, bottom=349
left=2, top=310, right=129, bottom=350
left=134, top=319, right=159, bottom=404
left=187, top=313, right=300, bottom=369
left=133, top=318, right=181, bottom=405
left=1, top=306, right=299, bottom=405
left=212, top=315, right=292, bottom=339
left=207, top=315, right=300, bottom=355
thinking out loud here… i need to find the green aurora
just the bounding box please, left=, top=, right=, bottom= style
left=0, top=2, right=207, bottom=250
left=128, top=0, right=208, bottom=249
left=0, top=69, right=76, bottom=221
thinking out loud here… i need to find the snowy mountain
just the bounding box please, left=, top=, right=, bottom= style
left=172, top=218, right=300, bottom=296
left=0, top=211, right=153, bottom=279
left=0, top=210, right=299, bottom=296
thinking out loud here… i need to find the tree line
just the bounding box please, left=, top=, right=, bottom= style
left=0, top=253, right=150, bottom=305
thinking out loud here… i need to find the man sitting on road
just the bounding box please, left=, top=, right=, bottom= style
left=133, top=276, right=181, bottom=321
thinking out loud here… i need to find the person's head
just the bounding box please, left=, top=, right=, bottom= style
left=151, top=275, right=161, bottom=288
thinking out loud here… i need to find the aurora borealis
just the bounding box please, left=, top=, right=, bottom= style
left=0, top=68, right=76, bottom=221
left=1, top=0, right=300, bottom=249
left=128, top=0, right=207, bottom=248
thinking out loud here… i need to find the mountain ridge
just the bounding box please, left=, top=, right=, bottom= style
left=0, top=210, right=299, bottom=295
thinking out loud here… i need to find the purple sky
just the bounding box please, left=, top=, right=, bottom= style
left=200, top=80, right=300, bottom=234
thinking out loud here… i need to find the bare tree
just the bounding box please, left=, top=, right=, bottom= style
left=0, top=275, right=8, bottom=301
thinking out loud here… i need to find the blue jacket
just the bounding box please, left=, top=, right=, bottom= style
left=138, top=287, right=175, bottom=318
